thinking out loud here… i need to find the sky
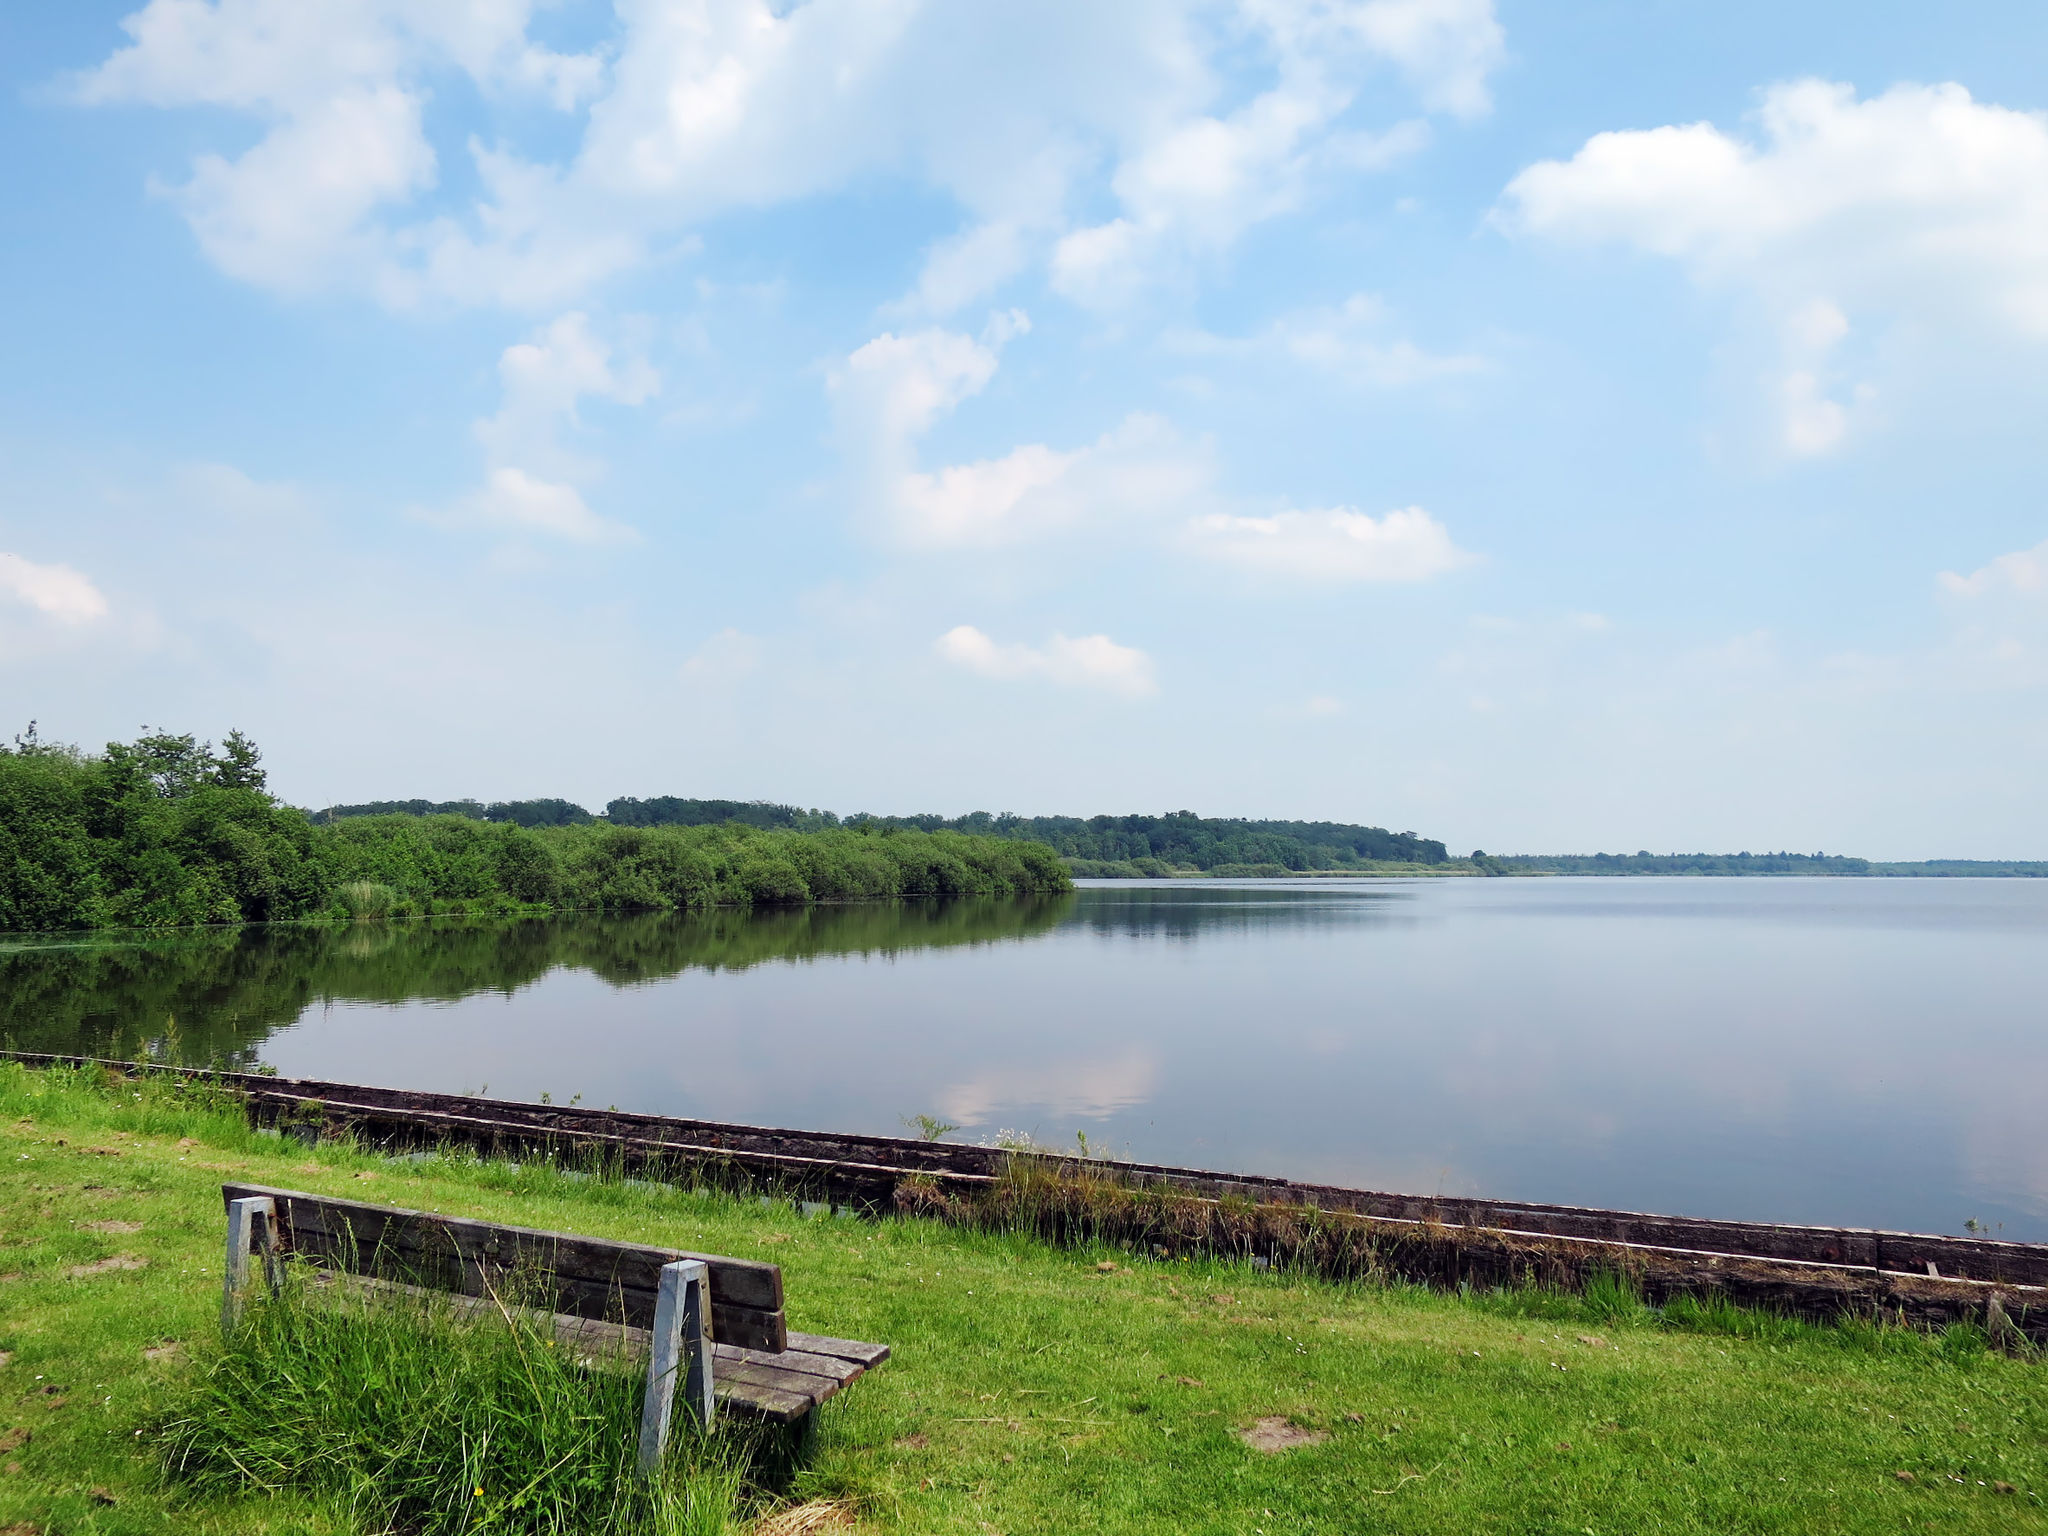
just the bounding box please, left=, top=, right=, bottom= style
left=2, top=1, right=2047, bottom=858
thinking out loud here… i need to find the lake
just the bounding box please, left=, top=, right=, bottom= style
left=4, top=877, right=2044, bottom=1241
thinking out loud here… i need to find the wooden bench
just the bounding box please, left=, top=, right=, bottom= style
left=219, top=1184, right=887, bottom=1466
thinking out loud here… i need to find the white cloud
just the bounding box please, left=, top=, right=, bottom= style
left=0, top=554, right=109, bottom=624
left=831, top=318, right=1014, bottom=449
left=75, top=0, right=604, bottom=302
left=1316, top=0, right=1504, bottom=119
left=75, top=0, right=1503, bottom=311
left=936, top=625, right=1158, bottom=696
left=831, top=312, right=1213, bottom=549
left=476, top=311, right=658, bottom=478
left=1775, top=298, right=1858, bottom=456
left=1500, top=80, right=2048, bottom=449
left=1941, top=537, right=2048, bottom=601
left=1039, top=0, right=1500, bottom=308
left=1190, top=505, right=1472, bottom=581
left=434, top=312, right=655, bottom=545
left=453, top=467, right=634, bottom=545
left=1172, top=291, right=1486, bottom=387
left=833, top=316, right=1470, bottom=567
left=896, top=414, right=1211, bottom=548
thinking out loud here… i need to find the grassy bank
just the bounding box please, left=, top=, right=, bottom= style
left=1, top=1064, right=2041, bottom=1535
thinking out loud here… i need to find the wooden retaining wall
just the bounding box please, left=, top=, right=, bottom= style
left=7, top=1050, right=2043, bottom=1346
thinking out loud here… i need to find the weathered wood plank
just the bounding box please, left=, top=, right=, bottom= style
left=306, top=1272, right=872, bottom=1423
left=223, top=1183, right=788, bottom=1352
left=21, top=1052, right=2048, bottom=1295
left=784, top=1332, right=892, bottom=1367
left=709, top=1356, right=851, bottom=1411
left=223, top=1184, right=783, bottom=1305
left=713, top=1344, right=863, bottom=1387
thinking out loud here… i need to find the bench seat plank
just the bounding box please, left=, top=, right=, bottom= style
left=224, top=1183, right=787, bottom=1352
left=783, top=1332, right=892, bottom=1368
left=307, top=1268, right=883, bottom=1424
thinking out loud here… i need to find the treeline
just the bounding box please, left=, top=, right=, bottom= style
left=877, top=811, right=1448, bottom=870
left=311, top=798, right=594, bottom=828
left=428, top=798, right=1449, bottom=872
left=0, top=729, right=1069, bottom=933
left=1493, top=851, right=1874, bottom=876
left=1486, top=852, right=2048, bottom=877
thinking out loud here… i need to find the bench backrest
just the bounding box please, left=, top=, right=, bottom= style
left=221, top=1183, right=786, bottom=1353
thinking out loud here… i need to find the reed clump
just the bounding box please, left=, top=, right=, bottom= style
left=157, top=1271, right=747, bottom=1536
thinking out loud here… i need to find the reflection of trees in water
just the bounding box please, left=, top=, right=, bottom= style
left=1065, top=886, right=1411, bottom=942
left=0, top=895, right=1075, bottom=1067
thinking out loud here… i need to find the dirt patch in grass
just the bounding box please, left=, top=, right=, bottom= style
left=754, top=1500, right=857, bottom=1534
left=1236, top=1417, right=1329, bottom=1453
left=65, top=1255, right=147, bottom=1277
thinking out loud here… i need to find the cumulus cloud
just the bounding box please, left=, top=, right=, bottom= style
left=831, top=312, right=1213, bottom=548
left=833, top=315, right=1473, bottom=569
left=1499, top=79, right=2048, bottom=450
left=451, top=468, right=633, bottom=545
left=433, top=312, right=653, bottom=545
left=1047, top=1, right=1501, bottom=308
left=897, top=414, right=1211, bottom=548
left=1190, top=505, right=1472, bottom=581
left=1941, top=537, right=2048, bottom=601
left=1938, top=536, right=2048, bottom=682
left=74, top=0, right=604, bottom=302
left=831, top=316, right=1016, bottom=450
left=1172, top=291, right=1486, bottom=387
left=475, top=311, right=658, bottom=480
left=935, top=625, right=1158, bottom=696
left=74, top=0, right=1503, bottom=311
left=0, top=553, right=109, bottom=624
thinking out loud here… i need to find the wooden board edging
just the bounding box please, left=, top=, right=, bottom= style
left=11, top=1050, right=2048, bottom=1311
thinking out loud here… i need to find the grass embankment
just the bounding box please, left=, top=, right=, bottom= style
left=1, top=1065, right=2041, bottom=1535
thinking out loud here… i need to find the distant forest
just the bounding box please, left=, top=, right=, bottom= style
left=0, top=731, right=1068, bottom=933
left=321, top=796, right=1451, bottom=873
left=309, top=799, right=2048, bottom=879
left=1486, top=852, right=2048, bottom=877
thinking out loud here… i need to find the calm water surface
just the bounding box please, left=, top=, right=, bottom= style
left=5, top=878, right=2044, bottom=1241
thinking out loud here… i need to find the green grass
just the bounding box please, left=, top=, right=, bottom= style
left=162, top=1277, right=744, bottom=1536
left=1, top=1062, right=2043, bottom=1535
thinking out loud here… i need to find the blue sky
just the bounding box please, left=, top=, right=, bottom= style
left=3, top=1, right=2046, bottom=857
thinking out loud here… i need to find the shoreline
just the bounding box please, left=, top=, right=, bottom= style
left=9, top=1051, right=2041, bottom=1345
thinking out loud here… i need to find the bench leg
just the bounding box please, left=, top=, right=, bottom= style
left=222, top=1195, right=278, bottom=1331
left=638, top=1258, right=713, bottom=1473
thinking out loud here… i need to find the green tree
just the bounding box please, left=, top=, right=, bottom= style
left=213, top=728, right=268, bottom=791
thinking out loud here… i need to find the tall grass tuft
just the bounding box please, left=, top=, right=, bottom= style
left=158, top=1273, right=744, bottom=1535
left=335, top=879, right=401, bottom=919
